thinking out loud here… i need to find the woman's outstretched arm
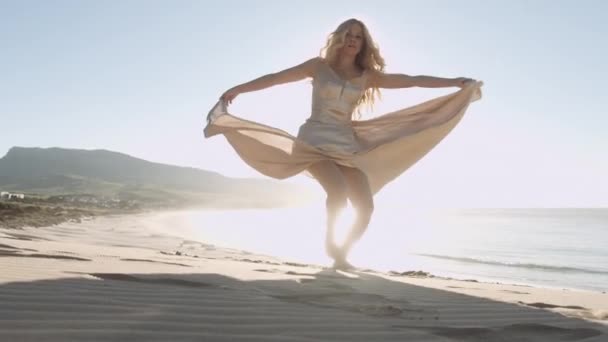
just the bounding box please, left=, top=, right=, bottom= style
left=369, top=71, right=474, bottom=89
left=220, top=57, right=320, bottom=104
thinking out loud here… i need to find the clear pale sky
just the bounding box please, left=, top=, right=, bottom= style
left=1, top=0, right=606, bottom=208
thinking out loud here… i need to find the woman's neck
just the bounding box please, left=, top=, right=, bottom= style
left=335, top=54, right=357, bottom=71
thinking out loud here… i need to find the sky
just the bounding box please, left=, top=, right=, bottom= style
left=1, top=0, right=607, bottom=208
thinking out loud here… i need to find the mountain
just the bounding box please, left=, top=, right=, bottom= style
left=0, top=147, right=313, bottom=208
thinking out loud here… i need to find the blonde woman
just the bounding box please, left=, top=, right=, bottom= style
left=205, top=18, right=482, bottom=270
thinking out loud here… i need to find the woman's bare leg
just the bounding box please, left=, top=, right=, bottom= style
left=307, top=160, right=349, bottom=260
left=334, top=166, right=374, bottom=268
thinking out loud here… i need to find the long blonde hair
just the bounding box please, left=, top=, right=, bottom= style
left=320, top=18, right=386, bottom=117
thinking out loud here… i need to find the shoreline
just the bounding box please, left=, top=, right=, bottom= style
left=144, top=208, right=608, bottom=296
left=6, top=206, right=606, bottom=296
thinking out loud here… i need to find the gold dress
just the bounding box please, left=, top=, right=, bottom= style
left=204, top=62, right=483, bottom=195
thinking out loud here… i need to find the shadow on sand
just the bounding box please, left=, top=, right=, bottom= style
left=0, top=266, right=605, bottom=341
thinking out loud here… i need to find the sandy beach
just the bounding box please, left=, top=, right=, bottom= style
left=1, top=212, right=607, bottom=341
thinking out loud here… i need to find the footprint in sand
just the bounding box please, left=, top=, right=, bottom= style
left=273, top=292, right=437, bottom=319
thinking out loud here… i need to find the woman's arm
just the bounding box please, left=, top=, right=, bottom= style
left=369, top=71, right=473, bottom=89
left=220, top=57, right=320, bottom=104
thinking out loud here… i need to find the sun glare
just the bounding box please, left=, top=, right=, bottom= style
left=332, top=203, right=357, bottom=246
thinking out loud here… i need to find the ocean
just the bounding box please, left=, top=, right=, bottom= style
left=159, top=206, right=608, bottom=293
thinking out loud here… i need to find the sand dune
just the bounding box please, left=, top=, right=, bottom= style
left=1, top=213, right=607, bottom=341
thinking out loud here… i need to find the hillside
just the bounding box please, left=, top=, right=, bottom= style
left=0, top=147, right=313, bottom=208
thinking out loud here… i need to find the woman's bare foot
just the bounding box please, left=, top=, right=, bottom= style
left=326, top=239, right=356, bottom=271
left=332, top=258, right=356, bottom=271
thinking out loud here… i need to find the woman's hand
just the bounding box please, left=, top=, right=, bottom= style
left=453, top=77, right=475, bottom=88
left=220, top=87, right=241, bottom=105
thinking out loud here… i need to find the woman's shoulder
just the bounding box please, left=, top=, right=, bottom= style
left=301, top=56, right=325, bottom=69
left=311, top=56, right=326, bottom=70
left=306, top=57, right=326, bottom=79
left=314, top=56, right=327, bottom=65
left=363, top=68, right=385, bottom=88
left=364, top=67, right=382, bottom=77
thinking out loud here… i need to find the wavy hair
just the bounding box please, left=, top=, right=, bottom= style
left=319, top=18, right=386, bottom=118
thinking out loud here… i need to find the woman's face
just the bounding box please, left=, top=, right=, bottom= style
left=341, top=23, right=364, bottom=57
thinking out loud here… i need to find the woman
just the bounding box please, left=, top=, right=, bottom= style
left=205, top=18, right=482, bottom=270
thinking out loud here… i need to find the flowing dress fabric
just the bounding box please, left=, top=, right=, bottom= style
left=204, top=63, right=482, bottom=195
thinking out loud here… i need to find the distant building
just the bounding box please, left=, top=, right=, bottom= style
left=0, top=192, right=25, bottom=200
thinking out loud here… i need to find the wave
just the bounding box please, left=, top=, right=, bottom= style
left=416, top=254, right=608, bottom=275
